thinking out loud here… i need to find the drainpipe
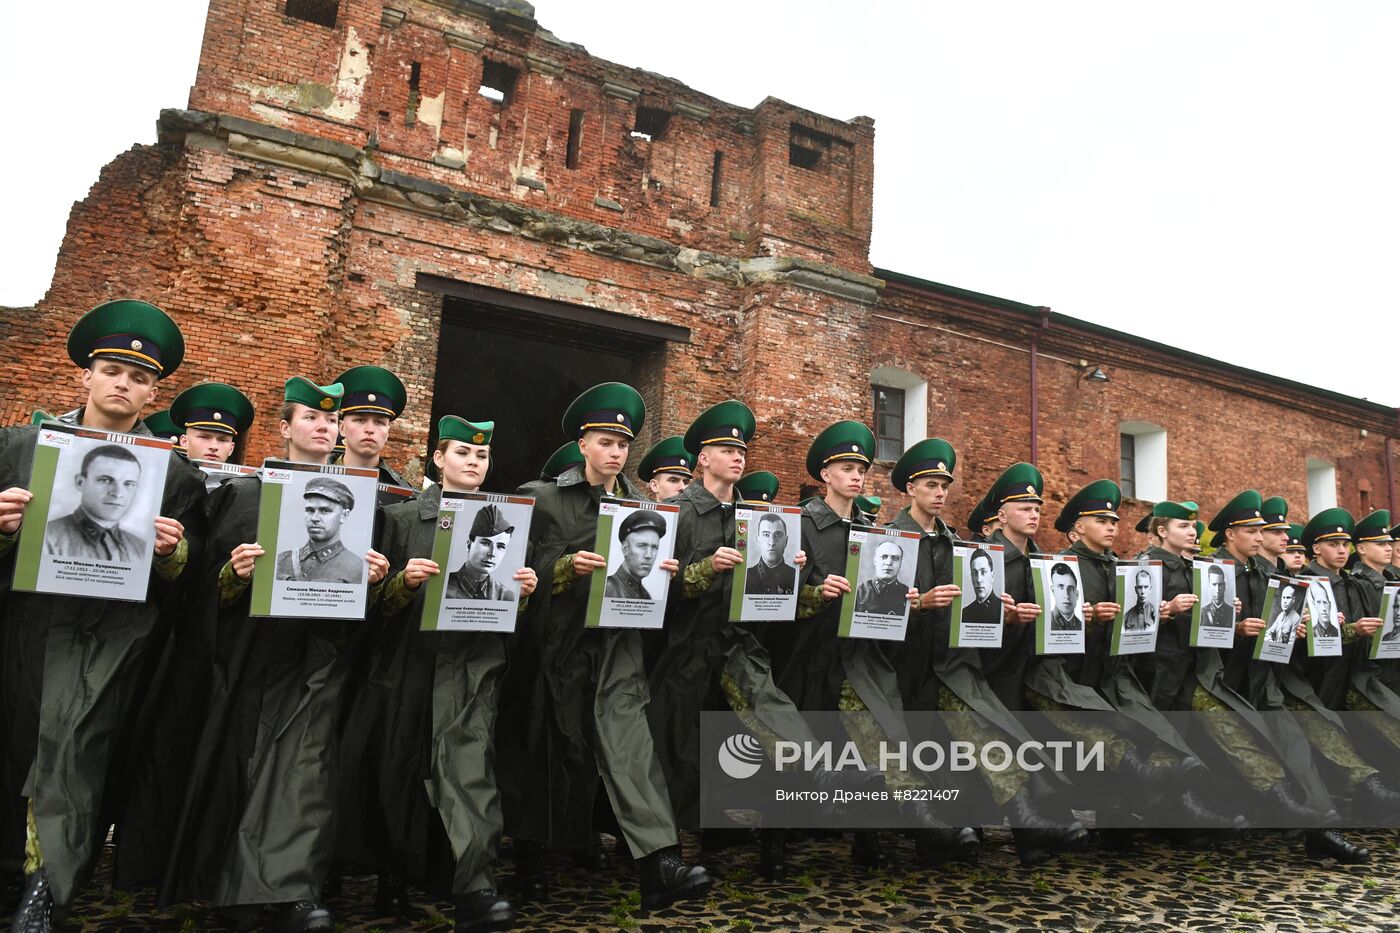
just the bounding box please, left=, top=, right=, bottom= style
left=1029, top=307, right=1051, bottom=463
left=1388, top=409, right=1399, bottom=515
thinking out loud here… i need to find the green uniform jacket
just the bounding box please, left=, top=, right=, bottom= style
left=1345, top=564, right=1400, bottom=717
left=982, top=529, right=1037, bottom=709
left=1298, top=561, right=1359, bottom=711
left=775, top=499, right=906, bottom=743
left=162, top=474, right=357, bottom=907
left=495, top=464, right=676, bottom=856
left=647, top=482, right=816, bottom=829
left=0, top=415, right=207, bottom=910
left=1025, top=543, right=1193, bottom=757
left=341, top=485, right=508, bottom=894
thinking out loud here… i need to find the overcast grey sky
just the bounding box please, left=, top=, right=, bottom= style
left=3, top=2, right=1395, bottom=405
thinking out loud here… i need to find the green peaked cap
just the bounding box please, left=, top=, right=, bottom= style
left=1054, top=479, right=1121, bottom=533
left=335, top=365, right=407, bottom=420
left=67, top=299, right=185, bottom=379
left=171, top=382, right=255, bottom=436
left=967, top=491, right=995, bottom=536
left=438, top=415, right=494, bottom=446
left=638, top=435, right=694, bottom=482
left=1134, top=499, right=1200, bottom=533
left=856, top=495, right=882, bottom=520
left=1303, top=507, right=1355, bottom=551
left=285, top=376, right=344, bottom=412
left=1208, top=490, right=1266, bottom=533
left=1286, top=523, right=1306, bottom=551
left=562, top=382, right=645, bottom=439
left=892, top=437, right=956, bottom=491
left=29, top=409, right=55, bottom=427
left=541, top=441, right=585, bottom=480
left=1355, top=509, right=1394, bottom=543
left=1260, top=496, right=1290, bottom=530
left=806, top=420, right=874, bottom=482
left=683, top=399, right=755, bottom=455
left=736, top=471, right=780, bottom=503
left=143, top=409, right=183, bottom=445
left=988, top=462, right=1044, bottom=508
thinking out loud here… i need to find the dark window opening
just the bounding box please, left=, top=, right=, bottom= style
left=406, top=61, right=421, bottom=125
left=631, top=106, right=671, bottom=142
left=286, top=0, right=338, bottom=27
left=566, top=109, right=584, bottom=169
left=789, top=124, right=831, bottom=170
left=1360, top=488, right=1371, bottom=514
left=873, top=385, right=905, bottom=462
left=709, top=151, right=723, bottom=207
left=478, top=59, right=518, bottom=105
left=1119, top=433, right=1137, bottom=499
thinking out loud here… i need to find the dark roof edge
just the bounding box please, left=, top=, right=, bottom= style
left=875, top=267, right=1398, bottom=419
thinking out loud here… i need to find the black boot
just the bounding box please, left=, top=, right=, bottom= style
left=1304, top=830, right=1370, bottom=864
left=1352, top=774, right=1400, bottom=820
left=373, top=873, right=410, bottom=916
left=1178, top=789, right=1248, bottom=830
left=757, top=829, right=787, bottom=881
left=1006, top=788, right=1062, bottom=832
left=638, top=846, right=711, bottom=911
left=9, top=869, right=51, bottom=933
left=1011, top=828, right=1061, bottom=868
left=512, top=840, right=549, bottom=901
left=279, top=901, right=333, bottom=932
left=570, top=834, right=611, bottom=870
left=1262, top=781, right=1327, bottom=826
left=849, top=831, right=885, bottom=869
left=914, top=827, right=979, bottom=867
left=454, top=890, right=515, bottom=932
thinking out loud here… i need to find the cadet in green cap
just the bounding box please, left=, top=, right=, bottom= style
left=334, top=366, right=413, bottom=503
left=338, top=415, right=536, bottom=930
left=855, top=494, right=881, bottom=524
left=780, top=420, right=964, bottom=869
left=1256, top=496, right=1292, bottom=569
left=886, top=440, right=1080, bottom=866
left=1133, top=500, right=1201, bottom=708
left=1281, top=523, right=1307, bottom=572
left=1029, top=481, right=1218, bottom=842
left=0, top=299, right=207, bottom=930
left=648, top=400, right=823, bottom=879
left=164, top=376, right=391, bottom=931
left=170, top=382, right=255, bottom=466
left=637, top=435, right=694, bottom=501
left=964, top=492, right=998, bottom=543
left=540, top=441, right=585, bottom=481
left=735, top=471, right=780, bottom=503
left=497, top=383, right=710, bottom=910
left=979, top=463, right=1048, bottom=711
left=144, top=409, right=184, bottom=453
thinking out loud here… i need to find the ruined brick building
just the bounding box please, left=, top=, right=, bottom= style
left=2, top=0, right=1396, bottom=549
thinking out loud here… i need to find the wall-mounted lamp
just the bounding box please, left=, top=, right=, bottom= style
left=1079, top=364, right=1109, bottom=384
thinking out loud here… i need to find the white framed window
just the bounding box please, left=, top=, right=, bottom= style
left=1118, top=421, right=1167, bottom=501
left=1307, top=458, right=1337, bottom=516
left=870, top=366, right=928, bottom=462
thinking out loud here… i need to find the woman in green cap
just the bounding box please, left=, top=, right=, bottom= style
left=496, top=383, right=710, bottom=912
left=163, top=376, right=391, bottom=932
left=342, top=415, right=536, bottom=931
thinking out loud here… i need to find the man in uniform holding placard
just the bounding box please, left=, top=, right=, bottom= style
left=170, top=382, right=255, bottom=468
left=0, top=300, right=206, bottom=932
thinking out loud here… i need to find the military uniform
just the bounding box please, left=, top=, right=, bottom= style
left=331, top=365, right=415, bottom=506
left=745, top=557, right=795, bottom=595
left=44, top=511, right=147, bottom=562
left=0, top=301, right=207, bottom=922
left=979, top=464, right=1043, bottom=710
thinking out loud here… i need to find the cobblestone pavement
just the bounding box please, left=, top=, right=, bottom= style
left=40, top=828, right=1400, bottom=931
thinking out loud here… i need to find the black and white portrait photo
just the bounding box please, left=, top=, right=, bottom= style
left=20, top=424, right=172, bottom=603
left=1305, top=577, right=1343, bottom=657
left=446, top=503, right=519, bottom=601
left=606, top=508, right=668, bottom=600
left=960, top=547, right=1004, bottom=624
left=1198, top=563, right=1234, bottom=629
left=744, top=511, right=798, bottom=596
left=1034, top=556, right=1086, bottom=654
left=1384, top=588, right=1400, bottom=643
left=1048, top=561, right=1085, bottom=632
left=840, top=525, right=920, bottom=641
left=1266, top=581, right=1304, bottom=644
left=422, top=492, right=536, bottom=634
left=1122, top=569, right=1159, bottom=632
left=855, top=539, right=913, bottom=616
left=275, top=476, right=365, bottom=583
left=590, top=498, right=679, bottom=630
left=1112, top=560, right=1162, bottom=656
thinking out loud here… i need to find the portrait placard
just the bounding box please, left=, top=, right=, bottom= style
left=12, top=422, right=172, bottom=603
left=1189, top=557, right=1237, bottom=648
left=1111, top=560, right=1162, bottom=655
left=191, top=458, right=258, bottom=493
left=950, top=543, right=1005, bottom=649
left=249, top=459, right=379, bottom=620
left=1370, top=584, right=1400, bottom=660
left=838, top=525, right=920, bottom=641
left=1304, top=576, right=1343, bottom=658
left=1255, top=576, right=1308, bottom=664
left=729, top=503, right=801, bottom=623
left=1031, top=555, right=1085, bottom=654
left=419, top=491, right=534, bottom=633
left=585, top=497, right=680, bottom=629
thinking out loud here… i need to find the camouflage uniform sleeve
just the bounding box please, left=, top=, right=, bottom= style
left=379, top=570, right=416, bottom=616
left=218, top=560, right=250, bottom=607
left=797, top=584, right=827, bottom=619
left=552, top=553, right=578, bottom=595
left=682, top=558, right=718, bottom=600
left=152, top=535, right=189, bottom=582
left=1342, top=622, right=1360, bottom=644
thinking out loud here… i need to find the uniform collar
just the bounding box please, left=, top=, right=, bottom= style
left=556, top=463, right=635, bottom=498
left=988, top=528, right=1036, bottom=559
left=804, top=496, right=863, bottom=530
left=1305, top=559, right=1343, bottom=584
left=1069, top=539, right=1116, bottom=564
left=680, top=480, right=734, bottom=515
left=300, top=539, right=347, bottom=562
left=891, top=505, right=950, bottom=539
left=1354, top=563, right=1388, bottom=587
left=73, top=508, right=124, bottom=540
left=1145, top=545, right=1188, bottom=570
left=57, top=407, right=151, bottom=436
left=418, top=483, right=445, bottom=519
